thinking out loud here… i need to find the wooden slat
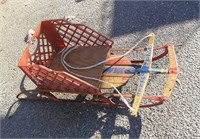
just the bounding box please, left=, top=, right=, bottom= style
left=105, top=55, right=131, bottom=65
left=100, top=82, right=126, bottom=89
left=99, top=66, right=134, bottom=88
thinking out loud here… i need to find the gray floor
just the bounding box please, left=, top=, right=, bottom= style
left=0, top=0, right=200, bottom=138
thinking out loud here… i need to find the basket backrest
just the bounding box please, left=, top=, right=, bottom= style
left=20, top=19, right=114, bottom=67
left=51, top=19, right=114, bottom=48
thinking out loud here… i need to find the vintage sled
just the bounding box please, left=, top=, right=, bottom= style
left=17, top=19, right=179, bottom=116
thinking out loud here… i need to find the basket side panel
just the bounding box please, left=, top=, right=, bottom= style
left=29, top=39, right=58, bottom=67
left=28, top=65, right=99, bottom=94
left=29, top=21, right=65, bottom=67
left=20, top=66, right=43, bottom=86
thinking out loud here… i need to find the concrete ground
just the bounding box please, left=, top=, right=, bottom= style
left=0, top=0, right=199, bottom=138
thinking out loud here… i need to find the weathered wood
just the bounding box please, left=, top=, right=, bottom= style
left=50, top=46, right=110, bottom=87
left=100, top=66, right=134, bottom=88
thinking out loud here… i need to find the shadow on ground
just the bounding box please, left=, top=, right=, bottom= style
left=1, top=101, right=141, bottom=138
left=1, top=76, right=141, bottom=138
left=108, top=1, right=199, bottom=37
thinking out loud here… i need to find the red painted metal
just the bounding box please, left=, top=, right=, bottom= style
left=18, top=19, right=177, bottom=112
left=18, top=19, right=114, bottom=97
left=131, top=46, right=168, bottom=63
left=107, top=45, right=169, bottom=65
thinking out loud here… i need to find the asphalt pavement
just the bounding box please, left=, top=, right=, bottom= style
left=0, top=0, right=200, bottom=138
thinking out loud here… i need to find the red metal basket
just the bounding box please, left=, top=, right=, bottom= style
left=18, top=19, right=114, bottom=95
